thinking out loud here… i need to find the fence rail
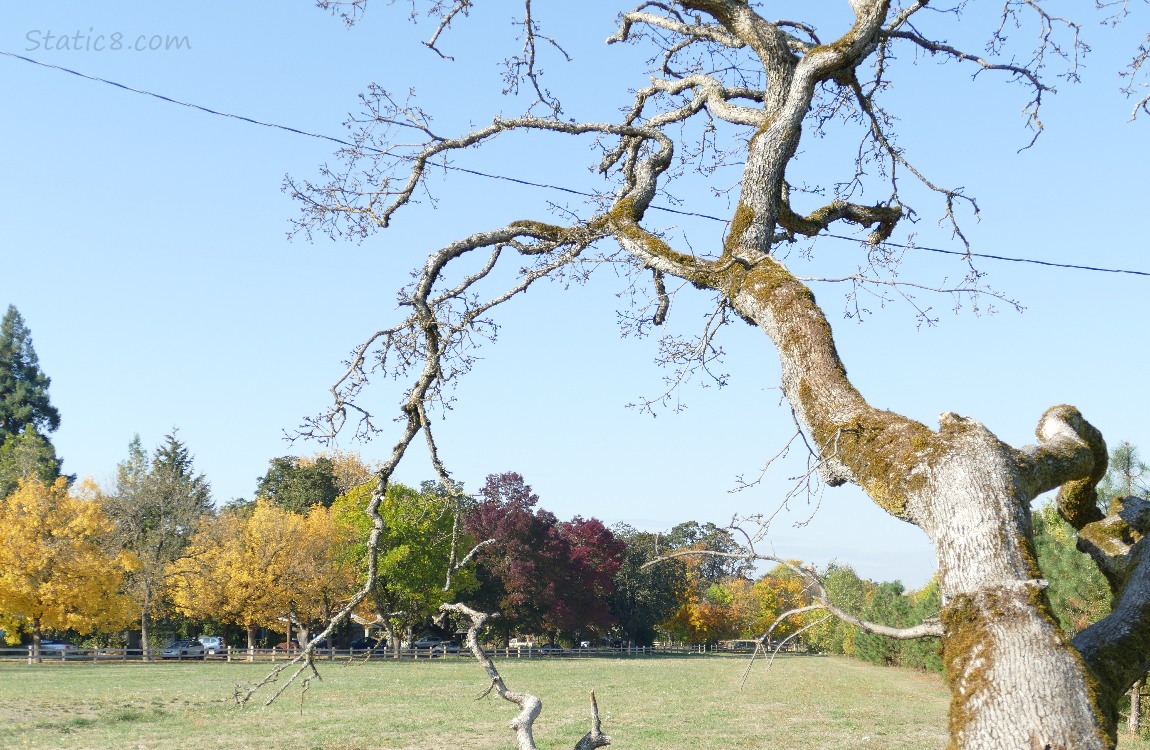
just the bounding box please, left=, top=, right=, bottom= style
left=0, top=643, right=801, bottom=664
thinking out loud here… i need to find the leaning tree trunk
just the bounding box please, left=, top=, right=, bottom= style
left=727, top=258, right=1111, bottom=747
left=617, top=211, right=1123, bottom=745
left=597, top=2, right=1148, bottom=745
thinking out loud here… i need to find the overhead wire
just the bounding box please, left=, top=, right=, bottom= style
left=3, top=49, right=1147, bottom=279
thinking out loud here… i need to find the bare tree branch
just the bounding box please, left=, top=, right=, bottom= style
left=442, top=602, right=611, bottom=750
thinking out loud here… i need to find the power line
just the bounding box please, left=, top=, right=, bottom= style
left=4, top=49, right=1147, bottom=279
left=0, top=51, right=358, bottom=151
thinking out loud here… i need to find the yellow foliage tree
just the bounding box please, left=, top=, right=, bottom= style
left=0, top=477, right=137, bottom=660
left=167, top=500, right=355, bottom=653
left=745, top=565, right=811, bottom=641
left=292, top=503, right=359, bottom=631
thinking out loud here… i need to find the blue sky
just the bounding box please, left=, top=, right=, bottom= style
left=1, top=2, right=1147, bottom=588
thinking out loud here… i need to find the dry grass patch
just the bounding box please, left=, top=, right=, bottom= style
left=1, top=654, right=1148, bottom=749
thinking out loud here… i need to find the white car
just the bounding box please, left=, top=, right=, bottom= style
left=160, top=640, right=205, bottom=659
left=38, top=639, right=82, bottom=656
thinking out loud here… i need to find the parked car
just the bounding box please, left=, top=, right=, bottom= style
left=37, top=639, right=81, bottom=655
left=410, top=637, right=442, bottom=650
left=160, top=640, right=205, bottom=659
left=349, top=637, right=386, bottom=651
left=197, top=636, right=225, bottom=655
left=538, top=643, right=563, bottom=654
left=435, top=641, right=461, bottom=654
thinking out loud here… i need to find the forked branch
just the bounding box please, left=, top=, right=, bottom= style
left=441, top=602, right=611, bottom=750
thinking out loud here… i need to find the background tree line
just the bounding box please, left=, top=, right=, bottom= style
left=0, top=303, right=1124, bottom=681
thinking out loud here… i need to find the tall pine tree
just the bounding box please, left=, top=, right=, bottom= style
left=0, top=306, right=60, bottom=440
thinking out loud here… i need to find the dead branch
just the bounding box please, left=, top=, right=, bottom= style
left=441, top=602, right=611, bottom=750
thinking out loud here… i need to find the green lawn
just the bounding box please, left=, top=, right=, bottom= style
left=1, top=654, right=1146, bottom=749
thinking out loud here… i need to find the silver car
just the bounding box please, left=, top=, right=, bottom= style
left=160, top=640, right=205, bottom=659
left=197, top=635, right=225, bottom=655
left=38, top=639, right=82, bottom=656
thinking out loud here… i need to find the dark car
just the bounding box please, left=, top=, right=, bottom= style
left=349, top=637, right=386, bottom=652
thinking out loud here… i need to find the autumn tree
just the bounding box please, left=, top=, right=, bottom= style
left=318, top=450, right=377, bottom=495
left=743, top=564, right=811, bottom=642
left=261, top=2, right=1150, bottom=747
left=550, top=517, right=626, bottom=641
left=102, top=434, right=214, bottom=657
left=665, top=522, right=753, bottom=583
left=661, top=554, right=741, bottom=645
left=465, top=473, right=575, bottom=643
left=462, top=472, right=623, bottom=644
left=168, top=500, right=354, bottom=652
left=0, top=478, right=136, bottom=660
left=290, top=503, right=360, bottom=639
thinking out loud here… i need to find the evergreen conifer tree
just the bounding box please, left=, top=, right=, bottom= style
left=150, top=432, right=213, bottom=519
left=0, top=306, right=60, bottom=441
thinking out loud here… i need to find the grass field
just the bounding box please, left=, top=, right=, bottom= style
left=2, top=654, right=1148, bottom=749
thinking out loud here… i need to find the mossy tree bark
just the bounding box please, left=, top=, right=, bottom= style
left=605, top=3, right=1121, bottom=747
left=287, top=0, right=1150, bottom=747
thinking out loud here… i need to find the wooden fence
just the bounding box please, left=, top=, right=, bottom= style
left=0, top=643, right=749, bottom=664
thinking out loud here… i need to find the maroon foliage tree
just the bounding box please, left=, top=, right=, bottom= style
left=465, top=473, right=624, bottom=642
left=550, top=517, right=626, bottom=639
